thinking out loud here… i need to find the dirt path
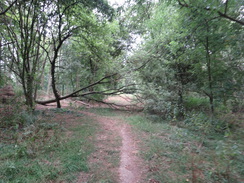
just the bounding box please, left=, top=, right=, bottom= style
left=36, top=96, right=147, bottom=182
left=119, top=123, right=144, bottom=183
left=81, top=111, right=146, bottom=183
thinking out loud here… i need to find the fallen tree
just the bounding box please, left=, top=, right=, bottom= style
left=35, top=72, right=141, bottom=109
left=36, top=73, right=118, bottom=105
left=36, top=56, right=151, bottom=108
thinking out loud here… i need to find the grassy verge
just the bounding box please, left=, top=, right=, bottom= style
left=127, top=114, right=244, bottom=183
left=86, top=108, right=118, bottom=117
left=0, top=108, right=97, bottom=183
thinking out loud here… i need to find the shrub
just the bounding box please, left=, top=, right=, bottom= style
left=184, top=112, right=229, bottom=134
left=184, top=96, right=209, bottom=112
left=0, top=107, right=41, bottom=128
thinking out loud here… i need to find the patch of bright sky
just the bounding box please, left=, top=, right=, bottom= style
left=107, top=0, right=126, bottom=8
left=108, top=0, right=144, bottom=53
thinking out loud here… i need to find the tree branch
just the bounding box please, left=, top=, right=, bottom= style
left=0, top=0, right=17, bottom=15
left=177, top=0, right=189, bottom=8
left=177, top=0, right=244, bottom=26
left=218, top=11, right=244, bottom=26
left=82, top=96, right=143, bottom=111
left=35, top=73, right=118, bottom=105
left=35, top=57, right=148, bottom=106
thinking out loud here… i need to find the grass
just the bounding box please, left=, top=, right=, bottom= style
left=127, top=114, right=244, bottom=183
left=2, top=103, right=242, bottom=182
left=0, top=109, right=97, bottom=183
left=87, top=107, right=118, bottom=117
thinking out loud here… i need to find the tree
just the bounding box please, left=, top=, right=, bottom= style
left=1, top=0, right=119, bottom=109
left=0, top=0, right=17, bottom=16
left=177, top=0, right=244, bottom=26
left=2, top=0, right=49, bottom=109
left=38, top=0, right=116, bottom=108
left=128, top=0, right=244, bottom=118
left=59, top=19, right=121, bottom=94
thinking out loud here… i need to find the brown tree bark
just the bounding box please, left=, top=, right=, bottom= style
left=36, top=73, right=118, bottom=105
left=205, top=22, right=214, bottom=114
left=0, top=0, right=17, bottom=16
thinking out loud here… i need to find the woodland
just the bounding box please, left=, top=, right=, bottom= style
left=0, top=0, right=243, bottom=182
left=0, top=0, right=243, bottom=115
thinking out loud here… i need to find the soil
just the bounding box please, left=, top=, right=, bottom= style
left=119, top=122, right=145, bottom=183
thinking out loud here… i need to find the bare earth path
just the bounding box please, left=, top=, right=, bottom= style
left=80, top=110, right=146, bottom=183
left=119, top=122, right=143, bottom=183
left=37, top=96, right=147, bottom=182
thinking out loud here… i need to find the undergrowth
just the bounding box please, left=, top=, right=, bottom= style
left=128, top=114, right=244, bottom=183
left=0, top=108, right=96, bottom=183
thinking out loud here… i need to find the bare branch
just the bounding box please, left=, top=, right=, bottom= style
left=35, top=57, right=148, bottom=106
left=35, top=73, right=117, bottom=105
left=0, top=0, right=17, bottom=16
left=83, top=96, right=144, bottom=111
left=177, top=0, right=244, bottom=26
left=177, top=0, right=189, bottom=8
left=218, top=11, right=244, bottom=26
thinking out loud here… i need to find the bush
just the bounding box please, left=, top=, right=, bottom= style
left=184, top=112, right=229, bottom=134
left=0, top=103, right=42, bottom=128
left=143, top=88, right=178, bottom=120
left=184, top=96, right=209, bottom=112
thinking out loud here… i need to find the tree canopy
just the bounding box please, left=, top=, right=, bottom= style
left=0, top=0, right=243, bottom=115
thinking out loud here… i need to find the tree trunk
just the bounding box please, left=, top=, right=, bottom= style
left=206, top=43, right=214, bottom=114
left=76, top=73, right=80, bottom=90
left=205, top=22, right=214, bottom=115
left=51, top=62, right=61, bottom=108
left=0, top=39, right=2, bottom=85
left=36, top=73, right=118, bottom=105
left=177, top=84, right=184, bottom=120
left=34, top=57, right=48, bottom=100
left=24, top=75, right=34, bottom=110
left=46, top=71, right=52, bottom=95
left=89, top=58, right=95, bottom=92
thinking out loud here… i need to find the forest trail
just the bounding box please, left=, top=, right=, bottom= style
left=80, top=110, right=146, bottom=183
left=36, top=95, right=146, bottom=182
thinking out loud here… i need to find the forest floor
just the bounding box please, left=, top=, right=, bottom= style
left=36, top=95, right=148, bottom=183
left=77, top=109, right=147, bottom=183
left=1, top=95, right=243, bottom=183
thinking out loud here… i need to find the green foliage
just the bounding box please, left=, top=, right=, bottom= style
left=0, top=109, right=97, bottom=182
left=127, top=114, right=244, bottom=182
left=184, top=96, right=209, bottom=112
left=55, top=15, right=123, bottom=98
left=88, top=108, right=117, bottom=116
left=0, top=0, right=125, bottom=109
left=143, top=89, right=176, bottom=119
left=184, top=112, right=229, bottom=134
left=128, top=0, right=243, bottom=122
left=0, top=105, right=35, bottom=128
